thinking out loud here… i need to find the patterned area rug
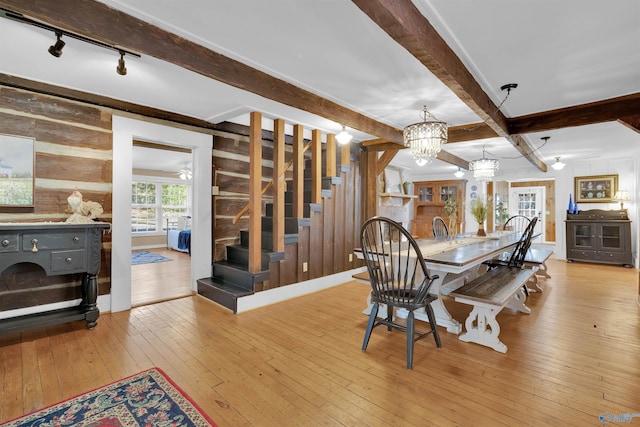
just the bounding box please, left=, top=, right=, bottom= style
left=1, top=368, right=217, bottom=427
left=131, top=251, right=172, bottom=265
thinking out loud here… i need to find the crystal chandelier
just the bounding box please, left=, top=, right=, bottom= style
left=469, top=148, right=499, bottom=181
left=403, top=105, right=447, bottom=166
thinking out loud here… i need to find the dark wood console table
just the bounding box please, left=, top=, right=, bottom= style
left=0, top=222, right=110, bottom=335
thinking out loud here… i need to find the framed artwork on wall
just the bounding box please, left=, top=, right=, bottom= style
left=0, top=134, right=35, bottom=207
left=574, top=174, right=618, bottom=203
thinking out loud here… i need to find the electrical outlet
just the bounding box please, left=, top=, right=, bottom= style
left=302, top=262, right=308, bottom=272
left=349, top=253, right=353, bottom=262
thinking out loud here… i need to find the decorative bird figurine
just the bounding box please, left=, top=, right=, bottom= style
left=66, top=188, right=103, bottom=223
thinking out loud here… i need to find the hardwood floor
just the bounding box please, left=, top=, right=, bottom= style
left=130, top=248, right=192, bottom=307
left=1, top=258, right=639, bottom=426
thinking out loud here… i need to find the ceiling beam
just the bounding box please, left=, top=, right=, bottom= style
left=0, top=0, right=408, bottom=149
left=350, top=0, right=546, bottom=171
left=362, top=138, right=469, bottom=169
left=376, top=149, right=400, bottom=175
left=509, top=93, right=640, bottom=134
left=618, top=115, right=640, bottom=134
left=448, top=123, right=499, bottom=143
left=0, top=73, right=220, bottom=132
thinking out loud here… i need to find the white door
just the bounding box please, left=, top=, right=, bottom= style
left=509, top=186, right=545, bottom=242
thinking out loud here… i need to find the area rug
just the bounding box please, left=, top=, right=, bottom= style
left=131, top=251, right=172, bottom=265
left=1, top=368, right=217, bottom=427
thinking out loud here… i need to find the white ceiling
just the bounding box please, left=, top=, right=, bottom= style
left=1, top=0, right=639, bottom=177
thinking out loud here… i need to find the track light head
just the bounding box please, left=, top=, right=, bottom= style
left=48, top=32, right=65, bottom=57
left=116, top=51, right=127, bottom=76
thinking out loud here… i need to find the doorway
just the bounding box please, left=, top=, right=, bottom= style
left=509, top=186, right=545, bottom=242
left=131, top=142, right=194, bottom=306
left=110, top=116, right=212, bottom=314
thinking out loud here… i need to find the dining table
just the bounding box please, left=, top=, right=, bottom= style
left=355, top=231, right=524, bottom=334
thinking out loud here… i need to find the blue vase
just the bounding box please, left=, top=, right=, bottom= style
left=568, top=194, right=573, bottom=213
left=573, top=201, right=579, bottom=214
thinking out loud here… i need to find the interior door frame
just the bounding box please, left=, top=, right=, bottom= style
left=109, top=116, right=212, bottom=313
left=509, top=185, right=546, bottom=243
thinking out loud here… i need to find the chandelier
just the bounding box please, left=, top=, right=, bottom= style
left=469, top=148, right=499, bottom=181
left=403, top=105, right=447, bottom=166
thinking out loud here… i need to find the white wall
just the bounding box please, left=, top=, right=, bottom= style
left=109, top=117, right=212, bottom=313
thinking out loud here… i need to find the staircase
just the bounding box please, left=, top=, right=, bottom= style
left=197, top=168, right=335, bottom=313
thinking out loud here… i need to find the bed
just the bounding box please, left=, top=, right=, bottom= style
left=167, top=216, right=191, bottom=254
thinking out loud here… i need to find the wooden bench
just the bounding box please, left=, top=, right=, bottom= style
left=524, top=245, right=554, bottom=292
left=449, top=266, right=536, bottom=353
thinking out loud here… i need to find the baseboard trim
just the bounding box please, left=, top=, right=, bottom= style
left=235, top=267, right=367, bottom=313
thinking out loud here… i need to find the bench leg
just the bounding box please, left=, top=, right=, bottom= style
left=459, top=305, right=507, bottom=353
left=505, top=287, right=531, bottom=314
left=537, top=261, right=551, bottom=279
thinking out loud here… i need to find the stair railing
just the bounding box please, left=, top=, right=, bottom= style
left=232, top=141, right=312, bottom=225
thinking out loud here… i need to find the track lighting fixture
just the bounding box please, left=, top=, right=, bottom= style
left=48, top=31, right=65, bottom=57
left=117, top=51, right=127, bottom=76
left=2, top=8, right=140, bottom=75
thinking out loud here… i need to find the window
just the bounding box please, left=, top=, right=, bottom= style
left=132, top=180, right=190, bottom=233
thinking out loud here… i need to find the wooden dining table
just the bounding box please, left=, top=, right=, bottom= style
left=355, top=231, right=524, bottom=334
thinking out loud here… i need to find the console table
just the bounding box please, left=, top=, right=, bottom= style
left=565, top=210, right=632, bottom=267
left=0, top=222, right=110, bottom=335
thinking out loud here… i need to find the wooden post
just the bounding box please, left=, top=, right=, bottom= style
left=326, top=133, right=336, bottom=177
left=366, top=149, right=378, bottom=220
left=248, top=112, right=262, bottom=273
left=311, top=129, right=322, bottom=204
left=292, top=124, right=304, bottom=219
left=341, top=143, right=350, bottom=169
left=273, top=118, right=285, bottom=253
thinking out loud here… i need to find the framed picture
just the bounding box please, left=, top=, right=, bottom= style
left=384, top=168, right=403, bottom=194
left=574, top=174, right=617, bottom=203
left=0, top=134, right=35, bottom=207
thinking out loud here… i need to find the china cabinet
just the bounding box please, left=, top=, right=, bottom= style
left=412, top=179, right=466, bottom=238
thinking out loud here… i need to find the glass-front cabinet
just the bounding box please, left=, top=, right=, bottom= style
left=412, top=179, right=466, bottom=238
left=565, top=210, right=632, bottom=267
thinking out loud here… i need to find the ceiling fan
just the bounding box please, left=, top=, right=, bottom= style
left=178, top=164, right=192, bottom=180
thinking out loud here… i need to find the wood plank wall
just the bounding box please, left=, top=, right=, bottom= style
left=0, top=86, right=113, bottom=310
left=0, top=85, right=365, bottom=308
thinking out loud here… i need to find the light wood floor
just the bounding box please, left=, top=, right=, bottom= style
left=1, top=258, right=639, bottom=426
left=130, top=248, right=192, bottom=307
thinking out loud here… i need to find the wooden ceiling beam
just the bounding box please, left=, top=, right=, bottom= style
left=376, top=149, right=400, bottom=175
left=447, top=123, right=499, bottom=143
left=509, top=93, right=640, bottom=134
left=618, top=115, right=640, bottom=134
left=351, top=0, right=546, bottom=171
left=0, top=0, right=405, bottom=145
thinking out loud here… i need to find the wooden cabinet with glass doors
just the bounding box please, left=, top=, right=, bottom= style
left=411, top=179, right=466, bottom=238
